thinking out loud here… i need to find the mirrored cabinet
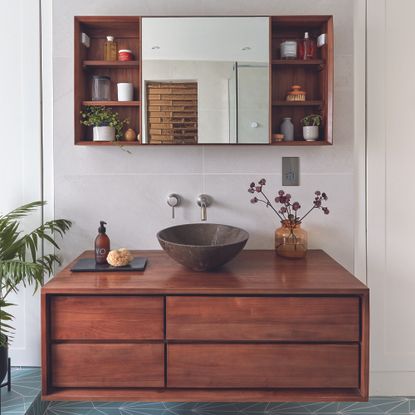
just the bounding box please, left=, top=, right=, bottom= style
left=74, top=16, right=333, bottom=146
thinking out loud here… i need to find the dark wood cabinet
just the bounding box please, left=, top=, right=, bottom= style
left=42, top=250, right=369, bottom=402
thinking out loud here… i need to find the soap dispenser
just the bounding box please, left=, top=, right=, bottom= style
left=95, top=221, right=110, bottom=264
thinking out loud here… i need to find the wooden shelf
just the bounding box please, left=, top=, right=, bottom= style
left=82, top=101, right=141, bottom=107
left=271, top=59, right=324, bottom=66
left=76, top=140, right=142, bottom=146
left=270, top=140, right=331, bottom=146
left=83, top=60, right=139, bottom=69
left=272, top=100, right=323, bottom=107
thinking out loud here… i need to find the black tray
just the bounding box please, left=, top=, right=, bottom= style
left=70, top=257, right=147, bottom=272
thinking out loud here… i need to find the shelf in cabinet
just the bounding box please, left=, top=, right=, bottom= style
left=272, top=100, right=323, bottom=107
left=271, top=59, right=324, bottom=66
left=82, top=60, right=140, bottom=69
left=82, top=101, right=141, bottom=107
left=270, top=139, right=331, bottom=146
left=76, top=140, right=142, bottom=146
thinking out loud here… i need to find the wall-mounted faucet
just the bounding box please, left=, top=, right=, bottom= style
left=167, top=193, right=181, bottom=219
left=197, top=194, right=212, bottom=221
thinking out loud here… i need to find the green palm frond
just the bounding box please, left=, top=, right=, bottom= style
left=0, top=201, right=71, bottom=345
left=0, top=299, right=15, bottom=345
left=0, top=260, right=44, bottom=294
left=0, top=201, right=45, bottom=223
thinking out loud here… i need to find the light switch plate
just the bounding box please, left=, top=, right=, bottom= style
left=282, top=157, right=300, bottom=186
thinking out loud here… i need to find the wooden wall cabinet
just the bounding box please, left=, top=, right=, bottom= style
left=42, top=250, right=369, bottom=402
left=74, top=17, right=141, bottom=145
left=269, top=16, right=333, bottom=145
left=74, top=16, right=333, bottom=146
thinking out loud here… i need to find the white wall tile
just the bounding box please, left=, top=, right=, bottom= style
left=53, top=0, right=355, bottom=272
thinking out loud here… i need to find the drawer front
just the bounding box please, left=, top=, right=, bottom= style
left=51, top=296, right=164, bottom=340
left=166, top=296, right=360, bottom=341
left=51, top=343, right=164, bottom=388
left=168, top=344, right=359, bottom=389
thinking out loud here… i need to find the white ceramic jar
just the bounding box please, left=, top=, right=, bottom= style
left=117, top=83, right=134, bottom=101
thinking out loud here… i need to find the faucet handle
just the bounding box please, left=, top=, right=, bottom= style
left=167, top=194, right=181, bottom=219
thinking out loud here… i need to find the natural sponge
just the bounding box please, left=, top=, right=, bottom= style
left=107, top=248, right=133, bottom=267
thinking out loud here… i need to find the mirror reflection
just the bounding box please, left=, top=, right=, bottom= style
left=141, top=17, right=269, bottom=144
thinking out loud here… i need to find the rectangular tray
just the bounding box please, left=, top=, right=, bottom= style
left=71, top=257, right=147, bottom=272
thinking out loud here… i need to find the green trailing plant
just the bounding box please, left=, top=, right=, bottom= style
left=0, top=201, right=71, bottom=346
left=80, top=106, right=129, bottom=140
left=301, top=114, right=323, bottom=127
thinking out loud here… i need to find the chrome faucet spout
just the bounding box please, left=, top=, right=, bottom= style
left=197, top=194, right=212, bottom=222
left=201, top=202, right=207, bottom=221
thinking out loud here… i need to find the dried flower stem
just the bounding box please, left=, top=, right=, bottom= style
left=260, top=191, right=284, bottom=221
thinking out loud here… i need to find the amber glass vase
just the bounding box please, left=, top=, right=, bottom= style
left=275, top=220, right=308, bottom=259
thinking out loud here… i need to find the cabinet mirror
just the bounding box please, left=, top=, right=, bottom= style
left=141, top=17, right=270, bottom=144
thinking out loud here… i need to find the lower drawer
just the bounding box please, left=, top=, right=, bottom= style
left=51, top=343, right=164, bottom=388
left=168, top=344, right=359, bottom=389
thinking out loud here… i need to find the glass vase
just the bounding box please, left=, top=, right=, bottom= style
left=275, top=220, right=308, bottom=259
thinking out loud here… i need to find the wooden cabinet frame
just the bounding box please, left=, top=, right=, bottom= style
left=74, top=16, right=333, bottom=146
left=42, top=250, right=368, bottom=402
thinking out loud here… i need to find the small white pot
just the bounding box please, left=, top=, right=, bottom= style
left=303, top=126, right=319, bottom=141
left=93, top=126, right=115, bottom=142
left=117, top=83, right=134, bottom=101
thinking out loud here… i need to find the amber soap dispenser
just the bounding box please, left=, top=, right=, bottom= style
left=95, top=221, right=110, bottom=264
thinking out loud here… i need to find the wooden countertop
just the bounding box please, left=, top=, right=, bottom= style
left=42, top=250, right=368, bottom=295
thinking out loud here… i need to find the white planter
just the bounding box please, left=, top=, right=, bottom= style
left=302, top=126, right=319, bottom=141
left=93, top=126, right=115, bottom=142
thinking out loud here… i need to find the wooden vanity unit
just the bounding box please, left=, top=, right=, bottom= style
left=41, top=250, right=369, bottom=402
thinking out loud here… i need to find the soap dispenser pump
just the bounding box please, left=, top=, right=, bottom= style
left=95, top=221, right=110, bottom=264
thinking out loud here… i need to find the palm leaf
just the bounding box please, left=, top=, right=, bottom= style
left=0, top=201, right=45, bottom=222
left=0, top=299, right=15, bottom=345
left=0, top=260, right=44, bottom=294
left=0, top=200, right=71, bottom=342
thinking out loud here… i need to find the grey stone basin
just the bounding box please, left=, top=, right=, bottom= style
left=156, top=223, right=249, bottom=271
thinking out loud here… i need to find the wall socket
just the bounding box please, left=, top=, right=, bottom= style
left=282, top=157, right=300, bottom=186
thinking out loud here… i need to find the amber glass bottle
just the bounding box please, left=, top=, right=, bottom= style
left=95, top=221, right=110, bottom=264
left=104, top=36, right=117, bottom=61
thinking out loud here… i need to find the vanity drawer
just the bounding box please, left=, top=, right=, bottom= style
left=51, top=296, right=164, bottom=340
left=166, top=296, right=360, bottom=341
left=51, top=343, right=164, bottom=388
left=168, top=344, right=359, bottom=389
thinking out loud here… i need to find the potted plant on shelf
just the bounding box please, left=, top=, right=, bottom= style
left=80, top=106, right=129, bottom=142
left=0, top=201, right=71, bottom=383
left=248, top=179, right=329, bottom=259
left=300, top=114, right=322, bottom=141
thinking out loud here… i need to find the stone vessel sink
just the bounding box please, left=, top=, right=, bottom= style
left=157, top=223, right=249, bottom=271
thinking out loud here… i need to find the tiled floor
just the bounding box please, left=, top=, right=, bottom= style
left=2, top=368, right=415, bottom=415
left=1, top=367, right=44, bottom=415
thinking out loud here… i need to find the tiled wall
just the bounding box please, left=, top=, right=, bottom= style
left=53, top=0, right=355, bottom=271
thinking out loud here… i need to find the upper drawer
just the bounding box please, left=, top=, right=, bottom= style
left=51, top=295, right=164, bottom=340
left=166, top=296, right=360, bottom=342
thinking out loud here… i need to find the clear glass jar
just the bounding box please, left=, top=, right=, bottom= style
left=92, top=76, right=111, bottom=101
left=275, top=220, right=308, bottom=259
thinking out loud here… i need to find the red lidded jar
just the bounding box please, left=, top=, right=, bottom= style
left=118, top=49, right=133, bottom=61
